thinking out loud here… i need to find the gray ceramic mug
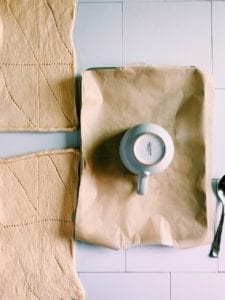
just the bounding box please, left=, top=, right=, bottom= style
left=119, top=123, right=174, bottom=195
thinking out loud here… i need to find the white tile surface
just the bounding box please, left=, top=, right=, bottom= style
left=126, top=245, right=218, bottom=272
left=212, top=1, right=225, bottom=88
left=212, top=90, right=225, bottom=178
left=73, top=3, right=223, bottom=299
left=171, top=273, right=225, bottom=300
left=218, top=214, right=225, bottom=271
left=0, top=131, right=79, bottom=158
left=76, top=241, right=125, bottom=272
left=218, top=184, right=225, bottom=271
left=79, top=273, right=170, bottom=300
left=123, top=2, right=212, bottom=70
left=74, top=3, right=122, bottom=73
left=211, top=90, right=225, bottom=269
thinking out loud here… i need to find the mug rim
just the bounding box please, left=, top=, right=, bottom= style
left=119, top=123, right=174, bottom=175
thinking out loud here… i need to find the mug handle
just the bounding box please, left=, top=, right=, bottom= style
left=137, top=171, right=150, bottom=195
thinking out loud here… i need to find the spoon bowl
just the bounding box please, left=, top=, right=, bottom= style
left=218, top=176, right=225, bottom=204
left=209, top=175, right=225, bottom=258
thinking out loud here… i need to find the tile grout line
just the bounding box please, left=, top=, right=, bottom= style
left=78, top=271, right=177, bottom=274
left=210, top=0, right=214, bottom=74
left=77, top=271, right=224, bottom=274
left=121, top=1, right=124, bottom=67
left=125, top=249, right=127, bottom=272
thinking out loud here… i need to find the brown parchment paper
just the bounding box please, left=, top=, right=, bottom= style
left=0, top=149, right=84, bottom=299
left=75, top=66, right=214, bottom=250
left=0, top=0, right=77, bottom=131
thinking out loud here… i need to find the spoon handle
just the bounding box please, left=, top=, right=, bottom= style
left=209, top=204, right=224, bottom=258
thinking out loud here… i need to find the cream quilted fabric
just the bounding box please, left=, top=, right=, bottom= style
left=0, top=0, right=77, bottom=131
left=0, top=149, right=84, bottom=299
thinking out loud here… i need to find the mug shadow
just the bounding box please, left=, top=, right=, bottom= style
left=89, top=131, right=132, bottom=179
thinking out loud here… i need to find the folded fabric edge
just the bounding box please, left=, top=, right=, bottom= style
left=81, top=65, right=214, bottom=76
left=0, top=126, right=78, bottom=132
left=0, top=148, right=79, bottom=163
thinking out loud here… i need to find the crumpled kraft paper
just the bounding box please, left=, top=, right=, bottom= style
left=75, top=66, right=214, bottom=250
left=0, top=0, right=77, bottom=131
left=0, top=149, right=84, bottom=299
